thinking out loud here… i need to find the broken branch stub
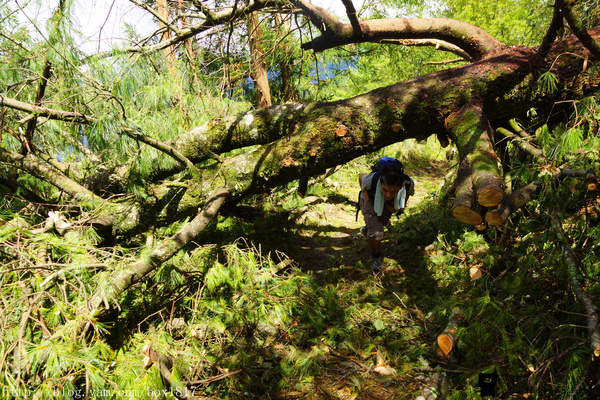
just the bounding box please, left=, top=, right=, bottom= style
left=436, top=307, right=465, bottom=360
left=485, top=181, right=542, bottom=226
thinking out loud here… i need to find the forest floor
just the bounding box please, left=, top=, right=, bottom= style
left=220, top=139, right=468, bottom=399
left=273, top=157, right=451, bottom=399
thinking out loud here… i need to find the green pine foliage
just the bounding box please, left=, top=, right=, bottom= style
left=1, top=0, right=600, bottom=398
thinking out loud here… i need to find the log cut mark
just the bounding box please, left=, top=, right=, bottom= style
left=436, top=307, right=465, bottom=360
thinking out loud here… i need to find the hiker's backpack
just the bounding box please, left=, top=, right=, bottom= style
left=355, top=157, right=410, bottom=221
left=370, top=157, right=404, bottom=189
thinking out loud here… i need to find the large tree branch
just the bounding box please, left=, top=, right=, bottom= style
left=299, top=16, right=504, bottom=60
left=558, top=0, right=600, bottom=59
left=104, top=0, right=499, bottom=61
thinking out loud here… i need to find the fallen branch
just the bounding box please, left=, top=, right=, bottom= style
left=122, top=127, right=203, bottom=178
left=87, top=188, right=229, bottom=320
left=486, top=181, right=542, bottom=226
left=0, top=147, right=106, bottom=209
left=0, top=93, right=91, bottom=123
left=496, top=127, right=544, bottom=159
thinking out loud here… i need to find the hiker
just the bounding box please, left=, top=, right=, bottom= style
left=358, top=157, right=414, bottom=270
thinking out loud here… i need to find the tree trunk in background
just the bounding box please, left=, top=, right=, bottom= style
left=157, top=0, right=176, bottom=75
left=178, top=0, right=195, bottom=61
left=247, top=11, right=272, bottom=108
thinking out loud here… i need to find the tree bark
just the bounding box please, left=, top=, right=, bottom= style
left=445, top=103, right=503, bottom=223
left=451, top=159, right=483, bottom=225
left=247, top=11, right=272, bottom=108
left=485, top=181, right=542, bottom=226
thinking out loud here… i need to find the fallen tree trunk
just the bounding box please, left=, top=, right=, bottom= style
left=3, top=30, right=600, bottom=232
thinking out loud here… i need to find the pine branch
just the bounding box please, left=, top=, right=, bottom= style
left=86, top=188, right=229, bottom=323
left=1, top=93, right=203, bottom=180
left=0, top=94, right=91, bottom=123
left=121, top=127, right=203, bottom=178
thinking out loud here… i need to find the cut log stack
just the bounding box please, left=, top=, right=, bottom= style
left=447, top=104, right=504, bottom=229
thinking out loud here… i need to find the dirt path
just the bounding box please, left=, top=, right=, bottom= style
left=276, top=160, right=449, bottom=270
